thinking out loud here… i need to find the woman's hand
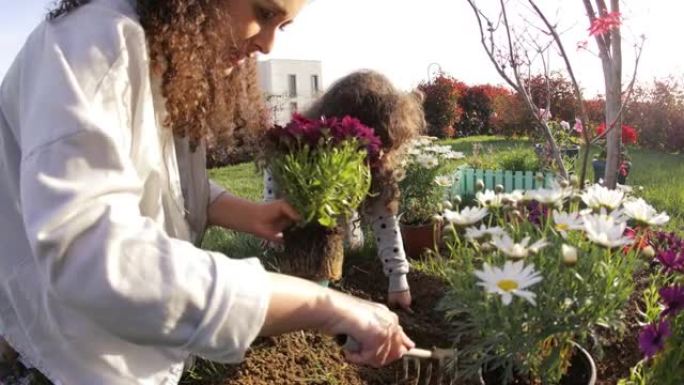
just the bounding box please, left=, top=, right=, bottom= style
left=388, top=290, right=413, bottom=313
left=262, top=273, right=415, bottom=368
left=250, top=200, right=300, bottom=243
left=323, top=292, right=415, bottom=367
left=208, top=194, right=300, bottom=242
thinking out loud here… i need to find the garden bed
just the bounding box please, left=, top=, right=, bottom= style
left=181, top=251, right=644, bottom=385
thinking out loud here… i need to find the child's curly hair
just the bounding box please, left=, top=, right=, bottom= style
left=302, top=70, right=426, bottom=214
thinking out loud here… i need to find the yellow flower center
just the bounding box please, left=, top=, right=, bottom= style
left=556, top=223, right=569, bottom=231
left=497, top=279, right=519, bottom=292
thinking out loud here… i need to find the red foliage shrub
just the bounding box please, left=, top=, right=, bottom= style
left=418, top=74, right=465, bottom=138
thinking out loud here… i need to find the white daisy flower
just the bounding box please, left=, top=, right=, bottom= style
left=581, top=184, right=624, bottom=210
left=491, top=234, right=549, bottom=259
left=582, top=207, right=628, bottom=223
left=434, top=175, right=453, bottom=187
left=622, top=198, right=670, bottom=227
left=426, top=145, right=453, bottom=154
left=525, top=187, right=570, bottom=206
left=417, top=154, right=439, bottom=169
left=443, top=151, right=466, bottom=160
left=552, top=210, right=584, bottom=238
left=616, top=183, right=634, bottom=194
left=583, top=211, right=633, bottom=248
left=464, top=224, right=506, bottom=242
left=443, top=207, right=489, bottom=227
left=503, top=190, right=525, bottom=206
left=475, top=261, right=543, bottom=306
left=476, top=190, right=504, bottom=209
left=408, top=147, right=422, bottom=156
left=416, top=136, right=437, bottom=146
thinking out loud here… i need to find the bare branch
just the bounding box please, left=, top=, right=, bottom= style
left=499, top=0, right=568, bottom=178
left=465, top=0, right=521, bottom=91
left=527, top=0, right=593, bottom=183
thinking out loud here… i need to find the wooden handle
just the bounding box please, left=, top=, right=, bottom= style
left=335, top=334, right=437, bottom=359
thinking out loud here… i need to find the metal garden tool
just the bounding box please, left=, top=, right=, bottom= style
left=336, top=335, right=457, bottom=385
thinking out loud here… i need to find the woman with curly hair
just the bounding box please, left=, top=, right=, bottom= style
left=0, top=1, right=414, bottom=383
left=263, top=70, right=426, bottom=311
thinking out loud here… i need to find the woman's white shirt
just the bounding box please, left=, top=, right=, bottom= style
left=0, top=0, right=271, bottom=383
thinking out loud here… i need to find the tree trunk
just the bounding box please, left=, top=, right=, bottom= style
left=600, top=0, right=623, bottom=189
left=603, top=73, right=621, bottom=188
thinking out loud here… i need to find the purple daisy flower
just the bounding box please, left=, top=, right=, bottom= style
left=638, top=319, right=671, bottom=358
left=656, top=250, right=684, bottom=274
left=526, top=201, right=548, bottom=228
left=660, top=285, right=684, bottom=317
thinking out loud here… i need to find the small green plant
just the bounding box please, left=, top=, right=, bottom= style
left=398, top=137, right=464, bottom=225
left=496, top=147, right=541, bottom=172
left=272, top=140, right=371, bottom=227
left=549, top=121, right=581, bottom=148
left=265, top=115, right=380, bottom=228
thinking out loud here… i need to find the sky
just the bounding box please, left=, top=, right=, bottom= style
left=2, top=0, right=683, bottom=96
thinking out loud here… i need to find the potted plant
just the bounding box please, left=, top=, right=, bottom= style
left=398, top=136, right=464, bottom=259
left=619, top=230, right=683, bottom=385
left=264, top=115, right=381, bottom=281
left=534, top=120, right=582, bottom=173
left=436, top=183, right=669, bottom=384
left=592, top=123, right=638, bottom=184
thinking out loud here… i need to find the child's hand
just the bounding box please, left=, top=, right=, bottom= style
left=251, top=200, right=301, bottom=243
left=387, top=290, right=412, bottom=313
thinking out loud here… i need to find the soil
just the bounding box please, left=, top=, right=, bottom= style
left=182, top=254, right=644, bottom=385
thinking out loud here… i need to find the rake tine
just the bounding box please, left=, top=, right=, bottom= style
left=402, top=356, right=410, bottom=383
left=413, top=358, right=421, bottom=385
left=422, top=360, right=433, bottom=385
left=435, top=357, right=444, bottom=385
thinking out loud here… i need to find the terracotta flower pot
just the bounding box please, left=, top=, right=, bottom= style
left=279, top=224, right=345, bottom=281
left=400, top=222, right=441, bottom=260
left=479, top=342, right=597, bottom=385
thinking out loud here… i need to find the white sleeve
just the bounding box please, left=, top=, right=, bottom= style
left=17, top=34, right=269, bottom=363
left=210, top=179, right=230, bottom=204
left=366, top=200, right=410, bottom=292
left=263, top=167, right=278, bottom=202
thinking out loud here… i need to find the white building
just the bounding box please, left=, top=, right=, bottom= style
left=257, top=59, right=323, bottom=125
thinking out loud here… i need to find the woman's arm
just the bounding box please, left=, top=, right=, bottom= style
left=262, top=273, right=414, bottom=367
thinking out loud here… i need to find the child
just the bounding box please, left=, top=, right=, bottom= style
left=263, top=70, right=426, bottom=310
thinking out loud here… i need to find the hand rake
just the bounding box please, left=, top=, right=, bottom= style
left=336, top=335, right=457, bottom=385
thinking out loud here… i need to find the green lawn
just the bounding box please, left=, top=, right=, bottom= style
left=203, top=136, right=684, bottom=256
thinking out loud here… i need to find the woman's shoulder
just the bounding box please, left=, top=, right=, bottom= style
left=12, top=0, right=149, bottom=101
left=30, top=0, right=146, bottom=81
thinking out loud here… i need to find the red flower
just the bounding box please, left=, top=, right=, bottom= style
left=589, top=12, right=622, bottom=36
left=623, top=227, right=650, bottom=254
left=596, top=123, right=638, bottom=144
left=622, top=124, right=638, bottom=144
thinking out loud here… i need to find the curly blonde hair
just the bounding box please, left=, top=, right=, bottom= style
left=49, top=0, right=270, bottom=150
left=302, top=70, right=426, bottom=213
